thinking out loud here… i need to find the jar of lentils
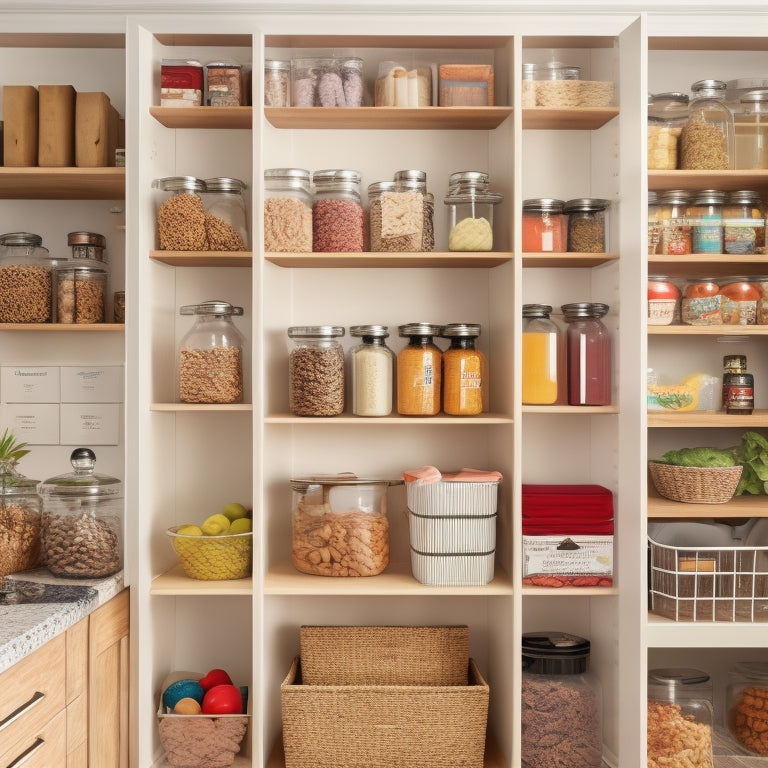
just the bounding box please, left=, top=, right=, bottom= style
left=152, top=176, right=208, bottom=251
left=564, top=198, right=610, bottom=253
left=312, top=169, right=365, bottom=252
left=53, top=231, right=109, bottom=324
left=288, top=326, right=346, bottom=416
left=264, top=168, right=313, bottom=253
left=0, top=232, right=56, bottom=323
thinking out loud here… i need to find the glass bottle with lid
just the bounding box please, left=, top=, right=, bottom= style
left=312, top=169, right=364, bottom=252
left=202, top=177, right=248, bottom=251
left=0, top=232, right=56, bottom=323
left=350, top=325, right=394, bottom=417
left=440, top=323, right=488, bottom=416
left=264, top=168, right=313, bottom=253
left=444, top=171, right=503, bottom=252
left=40, top=448, right=123, bottom=578
left=522, top=198, right=566, bottom=253
left=264, top=59, right=290, bottom=106
left=680, top=79, right=735, bottom=170
left=687, top=189, right=725, bottom=254
left=397, top=322, right=443, bottom=416
left=727, top=661, right=768, bottom=755
left=54, top=231, right=109, bottom=324
left=647, top=92, right=689, bottom=170
left=658, top=190, right=692, bottom=255
left=562, top=302, right=612, bottom=406
left=287, top=326, right=346, bottom=416
left=178, top=300, right=245, bottom=404
left=564, top=198, right=610, bottom=253
left=152, top=176, right=208, bottom=251
left=735, top=89, right=768, bottom=169
left=723, top=190, right=765, bottom=255
left=522, top=304, right=563, bottom=405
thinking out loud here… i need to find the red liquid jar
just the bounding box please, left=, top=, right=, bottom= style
left=561, top=302, right=612, bottom=406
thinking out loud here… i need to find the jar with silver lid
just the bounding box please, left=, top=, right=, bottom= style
left=681, top=79, right=735, bottom=170
left=206, top=60, right=242, bottom=106
left=367, top=181, right=396, bottom=252
left=687, top=189, right=725, bottom=254
left=288, top=326, right=346, bottom=416
left=54, top=231, right=109, bottom=323
left=735, top=89, right=768, bottom=169
left=0, top=232, right=59, bottom=324
left=312, top=169, right=364, bottom=252
left=264, top=168, right=313, bottom=253
left=152, top=176, right=208, bottom=251
left=202, top=177, right=248, bottom=251
left=394, top=169, right=434, bottom=252
left=724, top=190, right=765, bottom=255
left=536, top=62, right=582, bottom=109
left=648, top=92, right=689, bottom=170
left=265, top=59, right=290, bottom=107
left=564, top=198, right=610, bottom=252
left=522, top=198, right=567, bottom=252
left=444, top=171, right=503, bottom=252
left=397, top=322, right=443, bottom=416
left=350, top=325, right=394, bottom=417
left=521, top=63, right=537, bottom=107
left=440, top=323, right=488, bottom=416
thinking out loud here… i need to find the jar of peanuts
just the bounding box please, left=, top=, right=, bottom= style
left=178, top=300, right=245, bottom=404
left=312, top=169, right=364, bottom=252
left=201, top=177, right=248, bottom=251
left=727, top=661, right=768, bottom=755
left=264, top=168, right=313, bottom=253
left=287, top=326, right=346, bottom=416
left=53, top=231, right=109, bottom=324
left=440, top=323, right=488, bottom=416
left=0, top=232, right=58, bottom=323
left=152, top=176, right=208, bottom=251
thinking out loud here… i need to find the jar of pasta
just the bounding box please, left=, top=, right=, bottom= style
left=522, top=198, right=566, bottom=253
left=287, top=326, right=346, bottom=416
left=564, top=198, right=610, bottom=253
left=658, top=190, right=692, bottom=255
left=727, top=661, right=768, bottom=755
left=681, top=79, right=734, bottom=170
left=723, top=190, right=765, bottom=255
left=688, top=189, right=725, bottom=254
left=350, top=325, right=394, bottom=417
left=312, top=169, right=364, bottom=252
left=440, top=323, right=488, bottom=416
left=264, top=168, right=313, bottom=253
left=647, top=92, right=689, bottom=170
left=0, top=232, right=57, bottom=323
left=202, top=177, right=248, bottom=251
left=152, top=176, right=208, bottom=250
left=397, top=322, right=443, bottom=416
left=444, top=171, right=503, bottom=252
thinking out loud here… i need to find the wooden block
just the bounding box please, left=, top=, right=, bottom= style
left=75, top=91, right=112, bottom=167
left=3, top=85, right=39, bottom=166
left=38, top=84, right=76, bottom=167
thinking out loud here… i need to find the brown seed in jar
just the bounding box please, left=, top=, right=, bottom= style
left=179, top=346, right=243, bottom=403
left=569, top=218, right=605, bottom=252
left=42, top=512, right=121, bottom=577
left=205, top=213, right=246, bottom=251
left=157, top=192, right=209, bottom=251
left=289, top=345, right=345, bottom=416
left=313, top=199, right=364, bottom=252
left=680, top=119, right=729, bottom=170
left=0, top=265, right=51, bottom=323
left=0, top=503, right=42, bottom=577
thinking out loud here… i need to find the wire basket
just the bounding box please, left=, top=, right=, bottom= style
left=648, top=461, right=742, bottom=504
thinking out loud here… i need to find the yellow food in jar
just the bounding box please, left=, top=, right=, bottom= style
left=448, top=216, right=493, bottom=251
left=442, top=347, right=488, bottom=415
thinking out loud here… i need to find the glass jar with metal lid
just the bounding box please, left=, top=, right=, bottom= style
left=648, top=92, right=689, bottom=170
left=40, top=448, right=123, bottom=578
left=522, top=304, right=564, bottom=404
left=53, top=231, right=109, bottom=323
left=397, top=322, right=443, bottom=416
left=312, top=169, right=364, bottom=253
left=0, top=232, right=57, bottom=323
left=562, top=302, right=612, bottom=406
left=723, top=190, right=765, bottom=255
left=648, top=191, right=661, bottom=255
left=535, top=62, right=582, bottom=109
left=178, top=300, right=245, bottom=404
left=680, top=79, right=735, bottom=170
left=202, top=177, right=248, bottom=251
left=563, top=198, right=610, bottom=253
left=264, top=168, right=313, bottom=253
left=264, top=59, right=290, bottom=107
left=152, top=176, right=208, bottom=251
left=367, top=181, right=396, bottom=252
left=727, top=661, right=768, bottom=755
left=522, top=198, right=566, bottom=252
left=287, top=326, right=346, bottom=416
left=687, top=189, right=725, bottom=254
left=444, top=171, right=503, bottom=252
left=350, top=325, right=394, bottom=417
left=206, top=60, right=242, bottom=106
left=735, top=90, right=768, bottom=169
left=521, top=62, right=537, bottom=107
left=394, top=169, right=434, bottom=252
left=658, top=189, right=692, bottom=255
left=440, top=323, right=488, bottom=416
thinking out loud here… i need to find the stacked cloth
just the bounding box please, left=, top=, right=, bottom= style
left=522, top=484, right=614, bottom=535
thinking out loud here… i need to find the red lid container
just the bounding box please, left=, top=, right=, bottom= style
left=522, top=484, right=614, bottom=534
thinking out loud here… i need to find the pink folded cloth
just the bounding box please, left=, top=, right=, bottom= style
left=403, top=465, right=502, bottom=483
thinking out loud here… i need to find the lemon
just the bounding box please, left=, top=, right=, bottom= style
left=177, top=524, right=203, bottom=536
left=229, top=517, right=252, bottom=534
left=201, top=513, right=230, bottom=536
left=222, top=502, right=248, bottom=522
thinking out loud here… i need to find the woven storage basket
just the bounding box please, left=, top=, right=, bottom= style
left=299, top=625, right=469, bottom=686
left=281, top=657, right=489, bottom=768
left=648, top=461, right=742, bottom=504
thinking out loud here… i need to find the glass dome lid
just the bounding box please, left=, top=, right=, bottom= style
left=40, top=448, right=121, bottom=497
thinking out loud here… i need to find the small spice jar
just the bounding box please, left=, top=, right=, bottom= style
left=287, top=326, right=346, bottom=416
left=444, top=171, right=503, bottom=252
left=0, top=232, right=57, bottom=323
left=440, top=323, right=488, bottom=416
left=178, top=300, right=245, bottom=404
left=202, top=177, right=248, bottom=251
left=264, top=59, right=290, bottom=107
left=152, top=176, right=208, bottom=251
left=723, top=190, right=765, bottom=255
left=680, top=79, right=734, bottom=170
left=0, top=451, right=42, bottom=578
left=687, top=189, right=725, bottom=254
left=522, top=198, right=566, bottom=252
left=722, top=354, right=754, bottom=414
left=264, top=168, right=313, bottom=253
left=54, top=232, right=109, bottom=324
left=562, top=302, right=612, bottom=406
left=521, top=631, right=602, bottom=768
left=647, top=92, right=689, bottom=170
left=206, top=60, right=242, bottom=106
left=564, top=198, right=610, bottom=253
left=350, top=325, right=394, bottom=417
left=312, top=169, right=364, bottom=252
left=40, top=448, right=123, bottom=578
left=735, top=90, right=768, bottom=169
left=397, top=322, right=443, bottom=416
left=727, top=661, right=768, bottom=755
left=160, top=58, right=203, bottom=107
left=522, top=304, right=564, bottom=404
left=658, top=190, right=692, bottom=255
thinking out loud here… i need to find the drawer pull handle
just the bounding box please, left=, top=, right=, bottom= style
left=0, top=691, right=45, bottom=732
left=6, top=736, right=45, bottom=767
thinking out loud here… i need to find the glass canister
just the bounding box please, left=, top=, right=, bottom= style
left=202, top=177, right=248, bottom=251
left=178, top=300, right=245, bottom=404
left=681, top=278, right=722, bottom=325
left=264, top=59, right=290, bottom=106
left=394, top=169, right=434, bottom=252
left=522, top=198, right=566, bottom=253
left=735, top=89, right=768, bottom=169
left=648, top=276, right=681, bottom=326
left=522, top=304, right=564, bottom=405
left=40, top=448, right=123, bottom=578
left=287, top=326, right=346, bottom=416
left=206, top=60, right=242, bottom=106
left=54, top=231, right=109, bottom=324
left=564, top=198, right=610, bottom=253
left=0, top=232, right=56, bottom=323
left=290, top=475, right=391, bottom=576
left=521, top=62, right=537, bottom=108
left=291, top=57, right=365, bottom=107
left=647, top=92, right=689, bottom=170
left=444, top=171, right=503, bottom=252
left=350, top=325, right=394, bottom=417
left=264, top=168, right=313, bottom=253
left=535, top=62, right=582, bottom=108
left=562, top=302, right=612, bottom=406
left=727, top=661, right=768, bottom=755
left=648, top=191, right=661, bottom=255
left=724, top=190, right=765, bottom=255
left=367, top=181, right=397, bottom=251
left=658, top=190, right=692, bottom=255
left=647, top=668, right=714, bottom=768
left=688, top=189, right=725, bottom=254
left=312, top=169, right=365, bottom=253
left=397, top=322, right=443, bottom=416
left=521, top=631, right=602, bottom=768
left=440, top=323, right=488, bottom=416
left=152, top=176, right=208, bottom=251
left=680, top=79, right=735, bottom=170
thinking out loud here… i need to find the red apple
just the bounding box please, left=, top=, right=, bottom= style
left=199, top=668, right=233, bottom=692
left=201, top=684, right=243, bottom=715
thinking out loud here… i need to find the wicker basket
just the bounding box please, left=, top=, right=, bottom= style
left=648, top=461, right=742, bottom=504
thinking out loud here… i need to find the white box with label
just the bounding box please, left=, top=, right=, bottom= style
left=60, top=366, right=124, bottom=403
left=0, top=403, right=60, bottom=444
left=60, top=403, right=120, bottom=445
left=1, top=366, right=60, bottom=403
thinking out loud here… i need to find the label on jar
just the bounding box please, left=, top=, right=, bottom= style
left=681, top=296, right=722, bottom=325
left=724, top=218, right=762, bottom=255
left=723, top=374, right=754, bottom=414
left=691, top=219, right=723, bottom=253
left=659, top=220, right=691, bottom=255
left=522, top=535, right=613, bottom=577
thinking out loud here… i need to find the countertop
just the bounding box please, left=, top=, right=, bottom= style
left=0, top=567, right=125, bottom=674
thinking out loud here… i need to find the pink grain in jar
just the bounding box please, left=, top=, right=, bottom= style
left=312, top=169, right=365, bottom=252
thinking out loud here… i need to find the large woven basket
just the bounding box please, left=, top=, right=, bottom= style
left=648, top=461, right=742, bottom=504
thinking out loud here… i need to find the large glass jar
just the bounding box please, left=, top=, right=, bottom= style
left=0, top=453, right=42, bottom=578
left=522, top=304, right=563, bottom=405
left=723, top=190, right=765, bottom=255
left=647, top=668, right=714, bottom=768
left=152, top=176, right=208, bottom=250
left=397, top=322, right=443, bottom=416
left=367, top=181, right=396, bottom=252
left=202, top=177, right=248, bottom=251
left=290, top=57, right=365, bottom=107
left=53, top=231, right=109, bottom=324
left=288, top=326, right=346, bottom=416
left=647, top=92, right=689, bottom=170
left=658, top=190, right=692, bottom=255
left=440, top=323, right=488, bottom=416
left=564, top=198, right=610, bottom=253
left=688, top=189, right=725, bottom=254
left=264, top=168, right=313, bottom=253
left=0, top=232, right=56, bottom=323
left=521, top=631, right=602, bottom=768
left=522, top=198, right=566, bottom=253
left=562, top=302, right=612, bottom=406
left=40, top=448, right=123, bottom=578
left=394, top=169, right=434, bottom=252
left=178, top=300, right=245, bottom=404
left=735, top=89, right=768, bottom=169
left=680, top=79, right=735, bottom=170
left=444, top=171, right=503, bottom=252
left=727, top=661, right=768, bottom=755
left=350, top=325, right=394, bottom=417
left=312, top=169, right=364, bottom=252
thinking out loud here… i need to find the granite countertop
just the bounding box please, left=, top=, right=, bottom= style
left=0, top=568, right=125, bottom=674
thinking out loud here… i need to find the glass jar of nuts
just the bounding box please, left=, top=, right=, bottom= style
left=0, top=232, right=57, bottom=323
left=53, top=231, right=109, bottom=324
left=201, top=177, right=249, bottom=251
left=152, top=176, right=208, bottom=250
left=287, top=325, right=346, bottom=416
left=563, top=198, right=610, bottom=253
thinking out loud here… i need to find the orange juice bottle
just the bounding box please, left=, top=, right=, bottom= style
left=522, top=304, right=563, bottom=404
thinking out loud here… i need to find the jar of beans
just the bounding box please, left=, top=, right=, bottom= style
left=53, top=231, right=109, bottom=324
left=563, top=198, right=610, bottom=253
left=444, top=171, right=503, bottom=252
left=287, top=326, right=346, bottom=416
left=440, top=323, right=488, bottom=416
left=680, top=79, right=734, bottom=170
left=727, top=661, right=768, bottom=755
left=0, top=232, right=57, bottom=323
left=264, top=168, right=313, bottom=253
left=202, top=177, right=249, bottom=251
left=152, top=176, right=208, bottom=251
left=178, top=300, right=245, bottom=404
left=397, top=322, right=443, bottom=416
left=312, top=169, right=364, bottom=252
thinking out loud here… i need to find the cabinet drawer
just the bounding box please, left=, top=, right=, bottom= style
left=0, top=633, right=66, bottom=759
left=0, top=707, right=67, bottom=768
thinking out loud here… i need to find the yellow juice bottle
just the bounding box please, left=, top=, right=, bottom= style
left=522, top=304, right=562, bottom=405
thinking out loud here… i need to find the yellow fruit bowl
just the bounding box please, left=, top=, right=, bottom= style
left=167, top=527, right=252, bottom=580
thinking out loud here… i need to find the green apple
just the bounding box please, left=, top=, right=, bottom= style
left=222, top=502, right=248, bottom=522
left=201, top=513, right=230, bottom=536
left=229, top=517, right=252, bottom=534
left=177, top=524, right=203, bottom=536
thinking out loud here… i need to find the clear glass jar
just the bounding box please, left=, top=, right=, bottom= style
left=264, top=59, right=290, bottom=107
left=53, top=231, right=109, bottom=324
left=367, top=181, right=396, bottom=252
left=264, top=168, right=313, bottom=253
left=536, top=62, right=582, bottom=108
left=440, top=323, right=488, bottom=416
left=397, top=322, right=443, bottom=416
left=312, top=169, right=364, bottom=253
left=658, top=190, right=692, bottom=255
left=735, top=89, right=768, bottom=169
left=202, top=177, right=248, bottom=251
left=522, top=198, right=566, bottom=253
left=522, top=304, right=563, bottom=404
left=178, top=300, right=245, bottom=404
left=521, top=631, right=602, bottom=768
left=727, top=661, right=768, bottom=755
left=287, top=326, right=346, bottom=416
left=562, top=302, right=612, bottom=406
left=152, top=176, right=208, bottom=251
left=290, top=57, right=364, bottom=107
left=350, top=325, right=394, bottom=417
left=444, top=171, right=503, bottom=252
left=723, top=190, right=765, bottom=255
left=681, top=277, right=722, bottom=325
left=206, top=60, right=242, bottom=106
left=648, top=92, right=689, bottom=170
left=0, top=455, right=42, bottom=578
left=648, top=276, right=680, bottom=326
left=40, top=448, right=122, bottom=578
left=0, top=232, right=56, bottom=323
left=564, top=198, right=610, bottom=253
left=394, top=169, right=434, bottom=252
left=521, top=62, right=537, bottom=108
left=680, top=79, right=735, bottom=170
left=688, top=189, right=725, bottom=254
left=647, top=668, right=714, bottom=768
left=290, top=475, right=390, bottom=576
left=648, top=191, right=661, bottom=255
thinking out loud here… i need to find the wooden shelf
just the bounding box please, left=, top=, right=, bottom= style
left=0, top=167, right=124, bottom=199
left=150, top=105, right=251, bottom=129
left=648, top=169, right=768, bottom=192
left=151, top=403, right=253, bottom=412
left=647, top=485, right=767, bottom=519
left=648, top=409, right=768, bottom=427
left=265, top=412, right=513, bottom=424
left=648, top=325, right=768, bottom=336
left=150, top=250, right=252, bottom=267
left=522, top=404, right=619, bottom=414
left=0, top=323, right=124, bottom=331
left=646, top=612, right=768, bottom=648
left=150, top=564, right=253, bottom=596
left=523, top=251, right=618, bottom=268
left=648, top=254, right=768, bottom=278
left=522, top=107, right=618, bottom=130
left=266, top=251, right=512, bottom=268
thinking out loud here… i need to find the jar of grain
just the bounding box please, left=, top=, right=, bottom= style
left=264, top=168, right=313, bottom=253
left=178, top=300, right=245, bottom=404
left=724, top=190, right=765, bottom=255
left=312, top=169, right=364, bottom=252
left=368, top=181, right=396, bottom=251
left=152, top=176, right=208, bottom=251
left=521, top=632, right=602, bottom=768
left=648, top=191, right=661, bottom=255
left=397, top=322, right=443, bottom=416
left=53, top=231, right=109, bottom=324
left=647, top=92, right=689, bottom=170
left=350, top=325, right=394, bottom=417
left=440, top=323, right=488, bottom=416
left=658, top=190, right=692, bottom=255
left=563, top=198, right=610, bottom=253
left=647, top=668, right=713, bottom=768
left=522, top=198, right=566, bottom=252
left=680, top=79, right=734, bottom=170
left=0, top=457, right=42, bottom=579
left=287, top=326, right=346, bottom=416
left=521, top=62, right=537, bottom=108
left=727, top=661, right=768, bottom=755
left=444, top=171, right=503, bottom=252
left=687, top=189, right=725, bottom=254
left=735, top=90, right=768, bottom=169
left=264, top=59, right=290, bottom=106
left=394, top=169, right=434, bottom=252
left=40, top=448, right=122, bottom=579
left=202, top=177, right=248, bottom=251
left=0, top=232, right=57, bottom=323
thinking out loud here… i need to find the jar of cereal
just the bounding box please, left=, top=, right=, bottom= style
left=152, top=176, right=207, bottom=251
left=312, top=169, right=364, bottom=252
left=0, top=232, right=57, bottom=323
left=264, top=168, right=313, bottom=253
left=287, top=326, right=346, bottom=416
left=680, top=79, right=734, bottom=170
left=202, top=177, right=248, bottom=251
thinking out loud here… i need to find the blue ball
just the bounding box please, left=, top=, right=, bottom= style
left=163, top=679, right=204, bottom=711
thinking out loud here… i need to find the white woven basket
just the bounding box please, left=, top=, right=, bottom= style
left=406, top=480, right=499, bottom=518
